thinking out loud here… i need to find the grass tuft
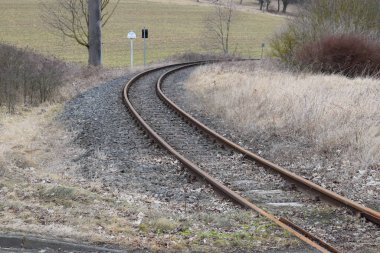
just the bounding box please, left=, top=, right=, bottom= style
left=38, top=185, right=95, bottom=207
left=152, top=217, right=179, bottom=234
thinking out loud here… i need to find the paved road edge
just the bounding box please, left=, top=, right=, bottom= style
left=0, top=234, right=141, bottom=252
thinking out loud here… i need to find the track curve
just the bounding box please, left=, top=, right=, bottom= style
left=123, top=62, right=379, bottom=253
left=156, top=65, right=380, bottom=225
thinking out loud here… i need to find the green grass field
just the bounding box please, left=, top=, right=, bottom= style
left=0, top=0, right=285, bottom=67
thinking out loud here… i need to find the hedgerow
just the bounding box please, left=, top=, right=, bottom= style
left=0, top=43, right=66, bottom=113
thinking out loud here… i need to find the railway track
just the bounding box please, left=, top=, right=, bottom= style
left=123, top=61, right=380, bottom=253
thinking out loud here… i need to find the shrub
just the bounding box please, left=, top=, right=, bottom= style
left=270, top=0, right=380, bottom=70
left=295, top=34, right=380, bottom=77
left=0, top=43, right=66, bottom=113
left=269, top=27, right=298, bottom=65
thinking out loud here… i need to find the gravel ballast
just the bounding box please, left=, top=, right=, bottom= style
left=59, top=68, right=305, bottom=252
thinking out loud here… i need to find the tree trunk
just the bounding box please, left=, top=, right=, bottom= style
left=259, top=0, right=264, bottom=10
left=277, top=0, right=280, bottom=12
left=282, top=0, right=289, bottom=13
left=88, top=0, right=102, bottom=66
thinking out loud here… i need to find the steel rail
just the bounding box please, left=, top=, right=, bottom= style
left=123, top=62, right=340, bottom=253
left=156, top=64, right=380, bottom=226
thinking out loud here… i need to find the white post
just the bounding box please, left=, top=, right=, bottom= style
left=130, top=39, right=134, bottom=68
left=128, top=31, right=136, bottom=68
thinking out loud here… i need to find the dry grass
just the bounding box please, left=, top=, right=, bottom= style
left=185, top=62, right=380, bottom=168
left=0, top=105, right=62, bottom=169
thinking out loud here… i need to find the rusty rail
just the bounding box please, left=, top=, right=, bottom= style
left=123, top=62, right=344, bottom=253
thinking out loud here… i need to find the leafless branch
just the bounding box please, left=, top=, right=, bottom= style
left=204, top=0, right=234, bottom=54
left=41, top=0, right=120, bottom=49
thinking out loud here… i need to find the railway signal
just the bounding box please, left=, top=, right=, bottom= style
left=142, top=28, right=149, bottom=67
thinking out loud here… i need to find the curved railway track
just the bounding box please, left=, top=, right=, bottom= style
left=123, top=62, right=380, bottom=253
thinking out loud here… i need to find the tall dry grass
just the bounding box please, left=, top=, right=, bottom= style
left=185, top=62, right=380, bottom=167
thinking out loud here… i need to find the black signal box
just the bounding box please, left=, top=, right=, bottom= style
left=142, top=29, right=148, bottom=39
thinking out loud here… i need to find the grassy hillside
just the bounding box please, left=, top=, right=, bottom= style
left=0, top=0, right=285, bottom=67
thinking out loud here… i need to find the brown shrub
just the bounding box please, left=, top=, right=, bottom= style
left=295, top=35, right=380, bottom=77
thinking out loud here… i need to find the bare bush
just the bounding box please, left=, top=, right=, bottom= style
left=0, top=43, right=66, bottom=112
left=0, top=45, right=23, bottom=112
left=295, top=34, right=380, bottom=77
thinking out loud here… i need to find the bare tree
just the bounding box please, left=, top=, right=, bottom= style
left=204, top=0, right=235, bottom=54
left=266, top=0, right=271, bottom=11
left=258, top=0, right=264, bottom=10
left=41, top=0, right=120, bottom=66
left=258, top=0, right=271, bottom=11
left=282, top=0, right=289, bottom=13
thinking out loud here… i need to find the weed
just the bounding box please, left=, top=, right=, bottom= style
left=180, top=229, right=192, bottom=237
left=138, top=223, right=148, bottom=233
left=200, top=230, right=229, bottom=240
left=0, top=165, right=5, bottom=177
left=214, top=239, right=230, bottom=247
left=6, top=151, right=35, bottom=169
left=152, top=217, right=179, bottom=234
left=38, top=185, right=94, bottom=207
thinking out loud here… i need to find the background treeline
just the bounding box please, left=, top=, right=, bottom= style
left=0, top=43, right=66, bottom=113
left=271, top=0, right=380, bottom=77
